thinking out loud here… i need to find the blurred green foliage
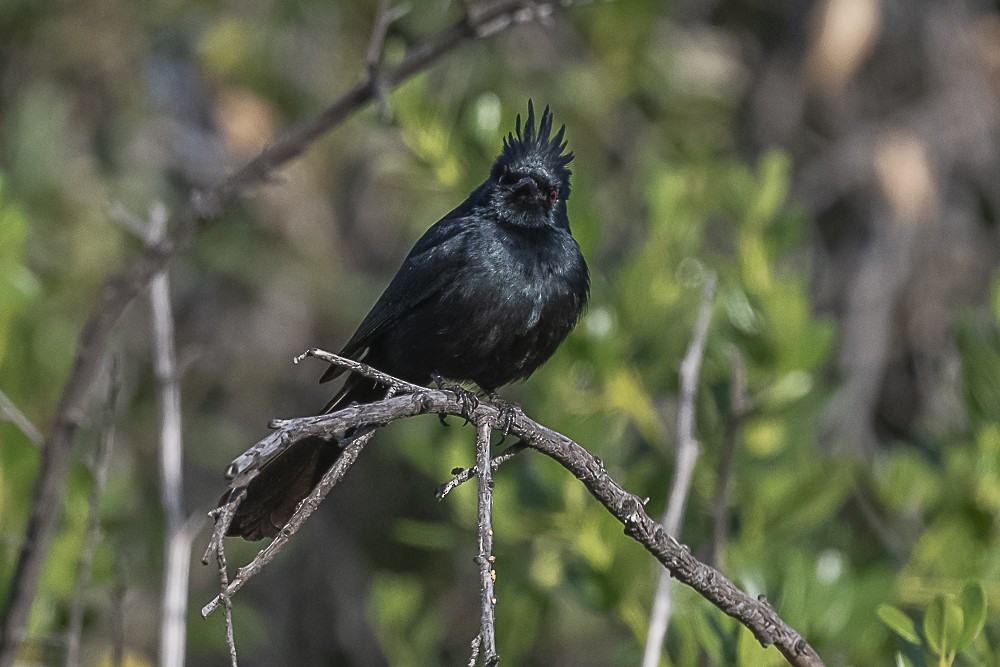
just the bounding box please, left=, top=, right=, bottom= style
left=879, top=582, right=988, bottom=667
left=1, top=1, right=999, bottom=666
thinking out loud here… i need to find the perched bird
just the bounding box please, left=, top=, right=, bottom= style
left=229, top=101, right=589, bottom=540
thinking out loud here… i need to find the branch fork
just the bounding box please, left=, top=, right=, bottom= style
left=200, top=348, right=825, bottom=667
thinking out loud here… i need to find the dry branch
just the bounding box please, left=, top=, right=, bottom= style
left=202, top=427, right=378, bottom=618
left=474, top=419, right=498, bottom=665
left=201, top=350, right=825, bottom=667
left=0, top=2, right=581, bottom=661
left=436, top=441, right=527, bottom=500
left=0, top=390, right=43, bottom=447
left=64, top=361, right=120, bottom=667
left=643, top=273, right=717, bottom=667
left=144, top=202, right=194, bottom=667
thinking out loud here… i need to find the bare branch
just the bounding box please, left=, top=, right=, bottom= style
left=200, top=350, right=825, bottom=667
left=644, top=273, right=717, bottom=667
left=294, top=348, right=425, bottom=395
left=474, top=419, right=498, bottom=665
left=710, top=345, right=748, bottom=570
left=366, top=1, right=411, bottom=121
left=110, top=558, right=125, bottom=667
left=0, top=389, right=43, bottom=447
left=201, top=428, right=377, bottom=618
left=220, top=561, right=238, bottom=667
left=0, top=3, right=581, bottom=660
left=65, top=360, right=120, bottom=667
left=142, top=202, right=194, bottom=667
left=467, top=634, right=482, bottom=667
left=112, top=201, right=199, bottom=666
left=200, top=491, right=242, bottom=666
left=436, top=441, right=526, bottom=500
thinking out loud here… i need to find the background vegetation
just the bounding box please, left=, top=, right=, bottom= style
left=1, top=0, right=999, bottom=665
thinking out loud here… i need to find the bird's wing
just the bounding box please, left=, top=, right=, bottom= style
left=320, top=211, right=472, bottom=384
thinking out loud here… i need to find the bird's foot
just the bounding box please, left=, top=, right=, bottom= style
left=432, top=374, right=479, bottom=426
left=487, top=392, right=520, bottom=438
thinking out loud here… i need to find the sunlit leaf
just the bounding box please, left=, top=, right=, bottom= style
left=923, top=595, right=945, bottom=656
left=923, top=594, right=964, bottom=661
left=877, top=604, right=920, bottom=644
left=958, top=582, right=987, bottom=650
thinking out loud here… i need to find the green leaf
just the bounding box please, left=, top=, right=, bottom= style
left=923, top=594, right=964, bottom=660
left=943, top=596, right=965, bottom=660
left=924, top=596, right=945, bottom=656
left=878, top=604, right=921, bottom=644
left=958, top=582, right=987, bottom=650
left=895, top=652, right=915, bottom=667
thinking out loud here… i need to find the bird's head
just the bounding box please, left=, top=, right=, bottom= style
left=485, top=100, right=573, bottom=230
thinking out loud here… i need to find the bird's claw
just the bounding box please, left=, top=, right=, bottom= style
left=488, top=393, right=520, bottom=437
left=433, top=373, right=479, bottom=425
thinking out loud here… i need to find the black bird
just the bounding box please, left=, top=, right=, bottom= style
left=229, top=101, right=589, bottom=540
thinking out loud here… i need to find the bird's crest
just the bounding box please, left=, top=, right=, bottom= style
left=498, top=100, right=574, bottom=176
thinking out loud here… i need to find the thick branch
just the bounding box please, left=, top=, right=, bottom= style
left=201, top=352, right=825, bottom=667
left=0, top=2, right=579, bottom=659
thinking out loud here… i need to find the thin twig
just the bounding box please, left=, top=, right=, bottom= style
left=474, top=419, right=498, bottom=665
left=467, top=634, right=482, bottom=667
left=214, top=520, right=239, bottom=667
left=295, top=348, right=425, bottom=395
left=642, top=273, right=717, bottom=667
left=201, top=430, right=376, bottom=618
left=139, top=202, right=193, bottom=667
left=110, top=556, right=125, bottom=667
left=366, top=0, right=411, bottom=121
left=0, top=389, right=43, bottom=447
left=710, top=345, right=747, bottom=570
left=436, top=441, right=526, bottom=500
left=209, top=498, right=240, bottom=667
left=0, top=3, right=580, bottom=660
left=65, top=360, right=120, bottom=667
left=200, top=350, right=825, bottom=667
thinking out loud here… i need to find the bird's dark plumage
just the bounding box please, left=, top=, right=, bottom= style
left=229, top=101, right=589, bottom=540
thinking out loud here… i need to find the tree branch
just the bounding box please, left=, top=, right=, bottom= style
left=644, top=273, right=717, bottom=667
left=141, top=202, right=195, bottom=667
left=64, top=360, right=120, bottom=667
left=366, top=0, right=411, bottom=121
left=201, top=350, right=825, bottom=667
left=0, top=2, right=581, bottom=660
left=201, top=427, right=379, bottom=618
left=0, top=389, right=43, bottom=447
left=436, top=441, right=527, bottom=500
left=710, top=345, right=748, bottom=570
left=473, top=419, right=498, bottom=665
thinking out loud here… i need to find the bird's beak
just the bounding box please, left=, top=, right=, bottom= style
left=512, top=176, right=542, bottom=200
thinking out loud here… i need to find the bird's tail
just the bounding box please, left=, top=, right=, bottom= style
left=225, top=372, right=388, bottom=541
left=226, top=433, right=341, bottom=540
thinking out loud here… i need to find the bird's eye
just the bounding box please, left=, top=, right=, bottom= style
left=549, top=188, right=558, bottom=204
